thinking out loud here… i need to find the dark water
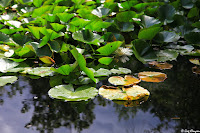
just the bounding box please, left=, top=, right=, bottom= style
left=0, top=56, right=200, bottom=133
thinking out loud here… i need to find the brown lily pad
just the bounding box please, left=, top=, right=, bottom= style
left=189, top=58, right=200, bottom=65
left=192, top=66, right=200, bottom=74
left=138, top=71, right=167, bottom=82
left=148, top=61, right=173, bottom=70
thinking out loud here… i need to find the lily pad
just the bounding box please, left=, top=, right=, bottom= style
left=110, top=67, right=131, bottom=74
left=108, top=75, right=141, bottom=86
left=39, top=56, right=55, bottom=64
left=99, top=85, right=150, bottom=100
left=189, top=58, right=200, bottom=65
left=48, top=84, right=98, bottom=101
left=138, top=71, right=167, bottom=82
left=0, top=58, right=19, bottom=73
left=0, top=76, right=18, bottom=86
left=27, top=67, right=54, bottom=77
left=148, top=61, right=173, bottom=70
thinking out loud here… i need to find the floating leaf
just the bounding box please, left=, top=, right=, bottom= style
left=138, top=71, right=167, bottom=82
left=97, top=41, right=123, bottom=56
left=166, top=44, right=194, bottom=55
left=39, top=56, right=55, bottom=64
left=181, top=0, right=194, bottom=9
left=110, top=67, right=131, bottom=74
left=91, top=7, right=110, bottom=18
left=0, top=58, right=19, bottom=73
left=99, top=85, right=150, bottom=100
left=72, top=30, right=103, bottom=45
left=141, top=15, right=160, bottom=28
left=189, top=58, right=200, bottom=65
left=108, top=75, right=141, bottom=86
left=148, top=61, right=173, bottom=70
left=157, top=49, right=179, bottom=62
left=48, top=84, right=98, bottom=101
left=154, top=31, right=180, bottom=43
left=0, top=76, right=18, bottom=86
left=57, top=13, right=74, bottom=22
left=27, top=67, right=54, bottom=77
left=94, top=68, right=111, bottom=77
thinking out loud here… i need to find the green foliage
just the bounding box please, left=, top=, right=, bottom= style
left=0, top=0, right=200, bottom=101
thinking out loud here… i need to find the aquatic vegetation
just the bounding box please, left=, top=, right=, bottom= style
left=0, top=0, right=199, bottom=102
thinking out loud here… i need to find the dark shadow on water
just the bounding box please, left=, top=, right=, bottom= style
left=0, top=56, right=200, bottom=133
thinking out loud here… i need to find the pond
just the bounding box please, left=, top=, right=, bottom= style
left=1, top=56, right=200, bottom=133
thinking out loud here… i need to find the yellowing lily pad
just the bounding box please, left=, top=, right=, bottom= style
left=113, top=95, right=149, bottom=107
left=138, top=71, right=167, bottom=82
left=108, top=75, right=141, bottom=86
left=48, top=84, right=98, bottom=101
left=99, top=85, right=150, bottom=100
left=39, top=56, right=55, bottom=64
left=189, top=58, right=200, bottom=65
left=148, top=61, right=173, bottom=70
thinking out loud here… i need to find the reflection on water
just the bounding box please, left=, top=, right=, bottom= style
left=0, top=56, right=200, bottom=133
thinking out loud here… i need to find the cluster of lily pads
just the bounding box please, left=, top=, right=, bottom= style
left=0, top=0, right=200, bottom=102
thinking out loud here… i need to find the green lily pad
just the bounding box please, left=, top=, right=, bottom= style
left=138, top=27, right=162, bottom=40
left=0, top=58, right=19, bottom=73
left=27, top=67, right=54, bottom=77
left=158, top=4, right=175, bottom=23
left=99, top=85, right=150, bottom=100
left=0, top=76, right=18, bottom=86
left=72, top=30, right=103, bottom=45
left=157, top=49, right=179, bottom=62
left=94, top=68, right=111, bottom=77
left=184, top=32, right=200, bottom=44
left=91, top=7, right=110, bottom=18
left=48, top=84, right=98, bottom=101
left=154, top=31, right=180, bottom=43
left=141, top=15, right=160, bottom=28
left=110, top=67, right=131, bottom=74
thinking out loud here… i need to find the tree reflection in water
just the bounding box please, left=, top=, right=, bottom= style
left=0, top=57, right=200, bottom=133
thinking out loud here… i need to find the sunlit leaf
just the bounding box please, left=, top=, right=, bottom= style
left=98, top=57, right=113, bottom=65
left=33, top=0, right=43, bottom=7
left=110, top=67, right=131, bottom=74
left=94, top=68, right=111, bottom=77
left=99, top=85, right=150, bottom=100
left=50, top=23, right=65, bottom=32
left=189, top=58, right=200, bottom=65
left=97, top=41, right=123, bottom=56
left=0, top=58, right=19, bottom=73
left=108, top=75, right=140, bottom=86
left=56, top=13, right=74, bottom=22
left=27, top=67, right=54, bottom=77
left=48, top=84, right=98, bottom=101
left=91, top=7, right=110, bottom=18
left=32, top=5, right=53, bottom=18
left=0, top=76, right=18, bottom=86
left=138, top=27, right=162, bottom=40
left=138, top=71, right=167, bottom=82
left=148, top=61, right=173, bottom=70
